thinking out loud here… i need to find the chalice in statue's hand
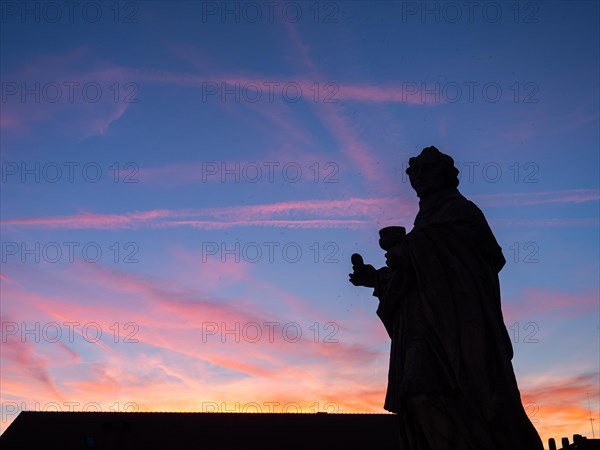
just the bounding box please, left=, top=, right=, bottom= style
left=379, top=226, right=406, bottom=269
left=378, top=226, right=406, bottom=251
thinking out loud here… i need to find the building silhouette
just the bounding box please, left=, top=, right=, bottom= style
left=0, top=411, right=399, bottom=449
left=3, top=411, right=599, bottom=449
left=549, top=434, right=600, bottom=450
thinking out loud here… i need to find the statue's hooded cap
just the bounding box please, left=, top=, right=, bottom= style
left=406, top=146, right=460, bottom=188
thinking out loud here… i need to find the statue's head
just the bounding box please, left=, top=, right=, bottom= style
left=406, top=146, right=459, bottom=197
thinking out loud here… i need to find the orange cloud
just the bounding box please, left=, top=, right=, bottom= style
left=0, top=260, right=389, bottom=413
left=520, top=373, right=600, bottom=446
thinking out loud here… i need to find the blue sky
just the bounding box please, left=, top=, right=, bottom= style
left=1, top=1, right=598, bottom=445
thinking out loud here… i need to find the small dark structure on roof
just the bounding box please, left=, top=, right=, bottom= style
left=0, top=411, right=399, bottom=449
left=549, top=434, right=600, bottom=450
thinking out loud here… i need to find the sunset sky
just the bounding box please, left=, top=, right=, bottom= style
left=1, top=1, right=598, bottom=446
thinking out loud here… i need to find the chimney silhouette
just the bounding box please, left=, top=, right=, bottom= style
left=562, top=437, right=570, bottom=448
left=548, top=438, right=557, bottom=450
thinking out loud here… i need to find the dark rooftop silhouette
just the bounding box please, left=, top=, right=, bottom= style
left=549, top=434, right=600, bottom=450
left=0, top=411, right=400, bottom=449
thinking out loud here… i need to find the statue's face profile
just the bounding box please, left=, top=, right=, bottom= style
left=406, top=159, right=449, bottom=197
left=406, top=147, right=459, bottom=197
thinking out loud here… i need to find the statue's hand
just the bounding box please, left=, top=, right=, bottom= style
left=349, top=264, right=376, bottom=288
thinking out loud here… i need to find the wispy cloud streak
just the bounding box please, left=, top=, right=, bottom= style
left=2, top=189, right=597, bottom=230
left=471, top=189, right=600, bottom=207
left=0, top=198, right=411, bottom=230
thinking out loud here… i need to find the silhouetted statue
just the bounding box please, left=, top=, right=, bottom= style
left=349, top=147, right=544, bottom=449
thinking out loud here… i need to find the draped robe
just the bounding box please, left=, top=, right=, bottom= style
left=373, top=188, right=543, bottom=450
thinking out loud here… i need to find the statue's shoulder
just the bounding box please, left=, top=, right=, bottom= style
left=450, top=191, right=488, bottom=215
left=441, top=193, right=483, bottom=222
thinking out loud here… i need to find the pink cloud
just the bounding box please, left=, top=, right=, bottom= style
left=3, top=260, right=595, bottom=442
left=473, top=189, right=600, bottom=207
left=1, top=209, right=176, bottom=229
left=0, top=273, right=14, bottom=283
left=190, top=75, right=443, bottom=105
left=2, top=260, right=379, bottom=370
left=0, top=255, right=388, bottom=412
left=280, top=22, right=394, bottom=189
left=490, top=218, right=599, bottom=227
left=0, top=337, right=64, bottom=402
left=3, top=188, right=596, bottom=231
left=1, top=48, right=135, bottom=140
left=503, top=288, right=599, bottom=323
left=0, top=197, right=415, bottom=230
left=0, top=112, right=21, bottom=130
